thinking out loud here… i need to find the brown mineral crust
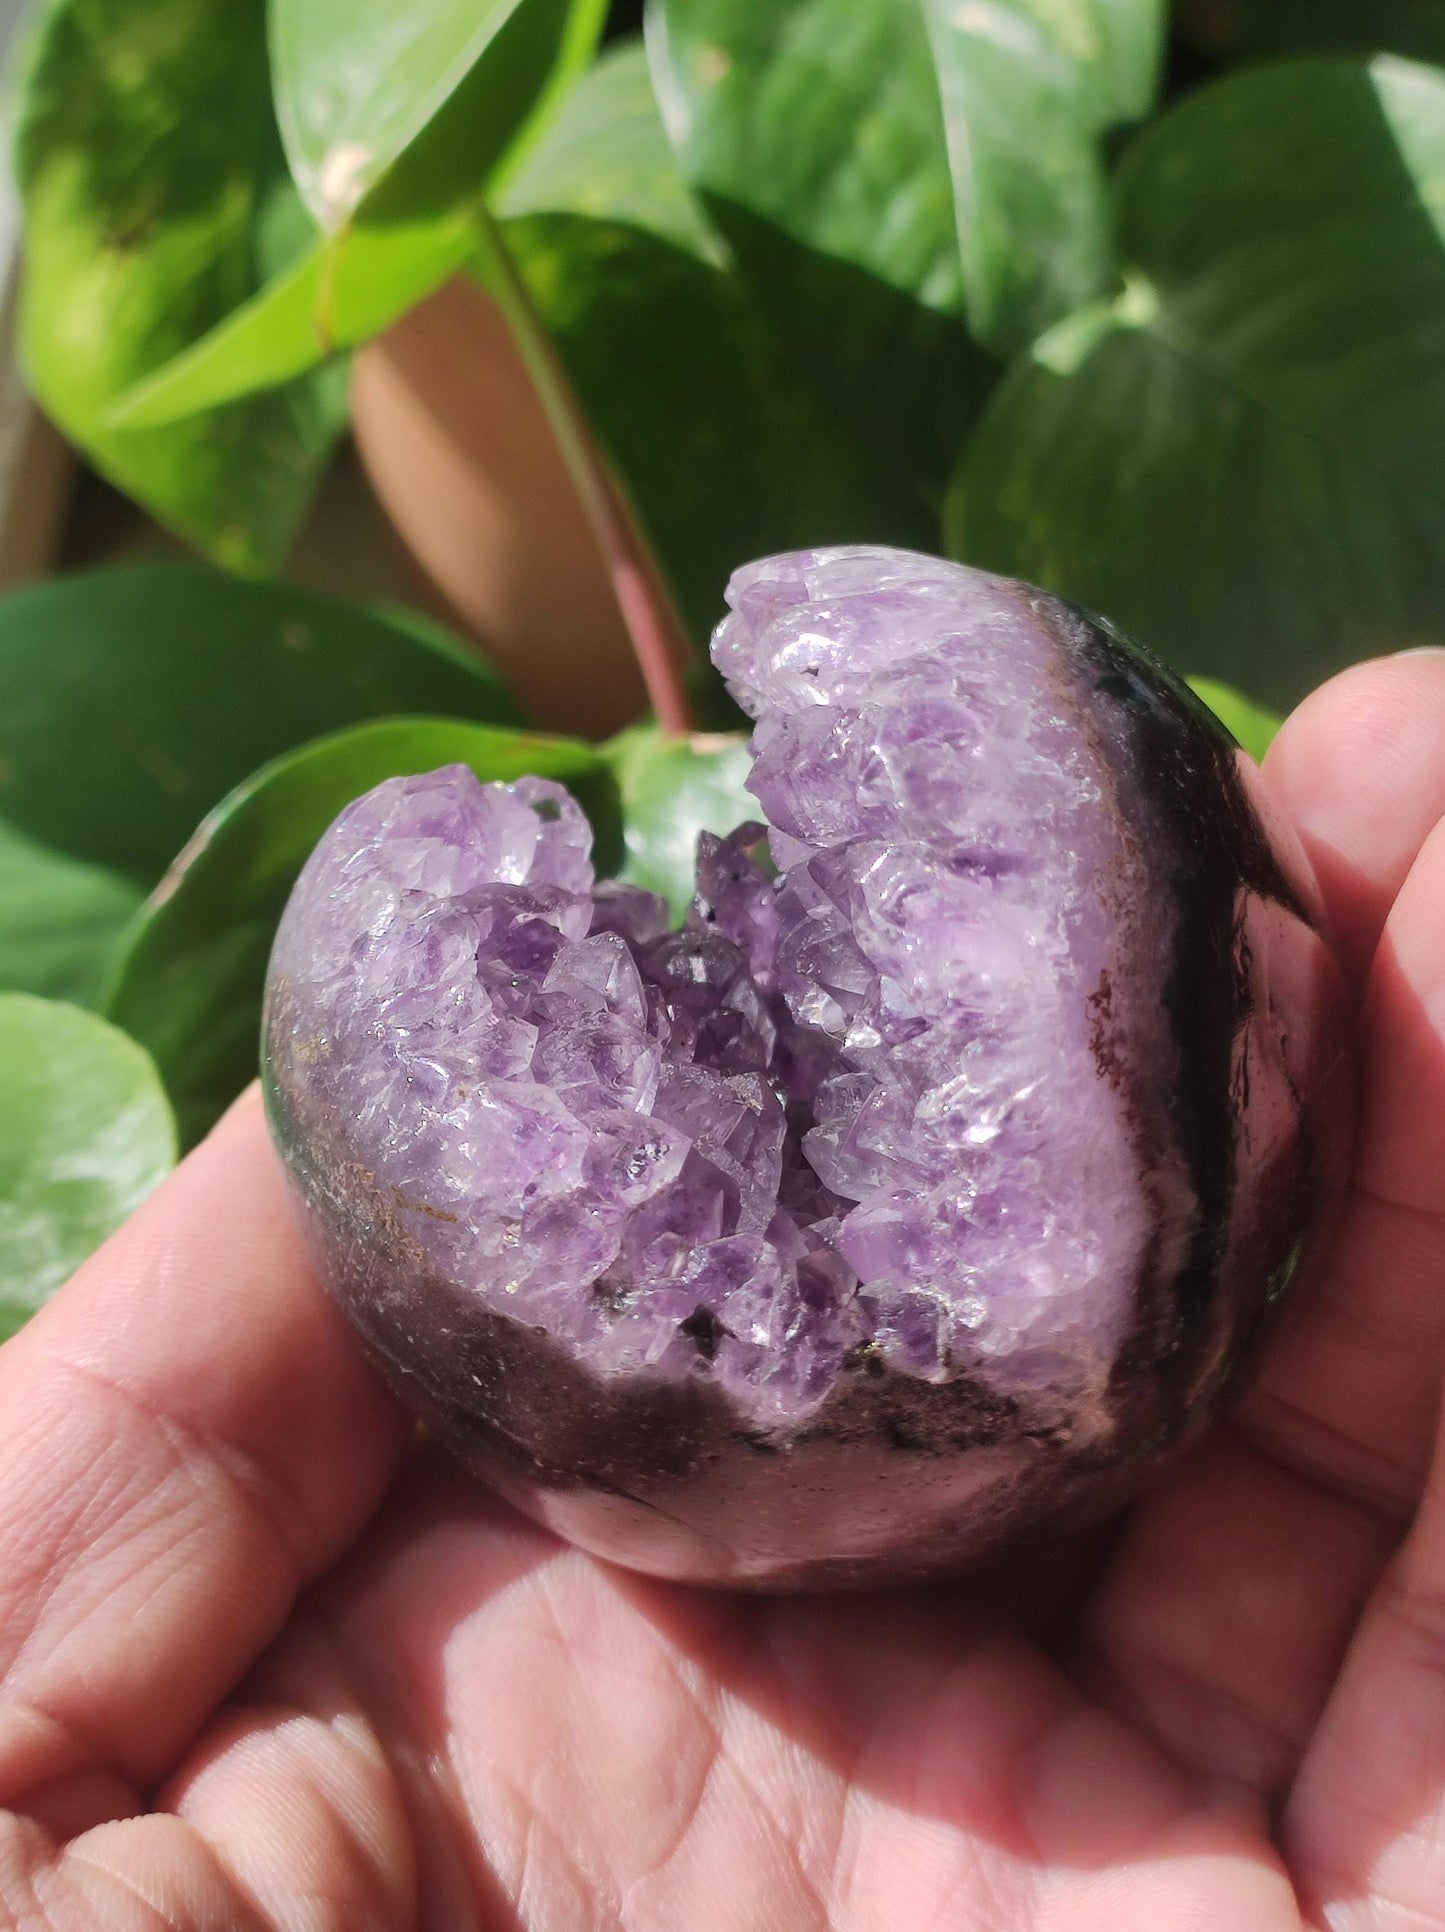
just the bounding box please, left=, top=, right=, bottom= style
left=1054, top=600, right=1349, bottom=1445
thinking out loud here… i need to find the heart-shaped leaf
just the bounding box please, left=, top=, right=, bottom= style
left=0, top=563, right=518, bottom=886
left=0, top=994, right=176, bottom=1342
left=13, top=0, right=345, bottom=571
left=948, top=57, right=1445, bottom=710
left=112, top=0, right=605, bottom=427
left=106, top=719, right=619, bottom=1148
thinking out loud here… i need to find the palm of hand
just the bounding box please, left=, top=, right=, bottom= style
left=156, top=1450, right=1382, bottom=1930
left=4, top=658, right=1445, bottom=1931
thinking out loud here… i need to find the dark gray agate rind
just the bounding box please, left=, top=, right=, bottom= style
left=264, top=586, right=1348, bottom=1590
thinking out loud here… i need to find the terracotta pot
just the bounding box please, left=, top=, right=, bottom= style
left=352, top=275, right=651, bottom=739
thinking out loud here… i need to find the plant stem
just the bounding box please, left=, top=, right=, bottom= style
left=472, top=210, right=695, bottom=736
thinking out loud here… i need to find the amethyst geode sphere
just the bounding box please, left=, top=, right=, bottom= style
left=264, top=548, right=1347, bottom=1588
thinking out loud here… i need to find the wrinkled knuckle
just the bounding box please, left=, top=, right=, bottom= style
left=0, top=1810, right=67, bottom=1932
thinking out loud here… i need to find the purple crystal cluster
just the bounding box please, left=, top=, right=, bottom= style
left=266, top=547, right=1346, bottom=1587
left=269, top=551, right=1170, bottom=1423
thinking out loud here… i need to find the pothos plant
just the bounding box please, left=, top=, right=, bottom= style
left=0, top=0, right=1442, bottom=1338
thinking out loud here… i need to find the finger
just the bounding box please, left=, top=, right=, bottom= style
left=0, top=1692, right=417, bottom=1932
left=1265, top=650, right=1445, bottom=990
left=159, top=1696, right=416, bottom=1931
left=1244, top=650, right=1445, bottom=1504
left=1075, top=1429, right=1395, bottom=1798
left=0, top=1808, right=271, bottom=1932
left=1078, top=678, right=1445, bottom=1797
left=1285, top=1390, right=1445, bottom=1927
left=0, top=1090, right=407, bottom=1805
left=1242, top=812, right=1445, bottom=1515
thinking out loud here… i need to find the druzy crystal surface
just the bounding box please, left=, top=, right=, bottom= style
left=266, top=547, right=1346, bottom=1588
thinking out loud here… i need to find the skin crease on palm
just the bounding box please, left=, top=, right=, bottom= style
left=4, top=661, right=1445, bottom=1931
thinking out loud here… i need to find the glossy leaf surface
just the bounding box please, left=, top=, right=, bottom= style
left=0, top=564, right=518, bottom=886
left=0, top=994, right=175, bottom=1341
left=949, top=58, right=1445, bottom=710
left=603, top=723, right=753, bottom=918
left=14, top=0, right=345, bottom=570
left=113, top=0, right=605, bottom=425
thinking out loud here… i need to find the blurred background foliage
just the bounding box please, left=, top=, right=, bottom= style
left=14, top=0, right=1445, bottom=707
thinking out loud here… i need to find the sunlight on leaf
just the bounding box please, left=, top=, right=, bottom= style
left=0, top=994, right=176, bottom=1340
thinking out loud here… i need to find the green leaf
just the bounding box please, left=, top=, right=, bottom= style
left=106, top=718, right=619, bottom=1147
left=0, top=563, right=519, bottom=886
left=647, top=0, right=993, bottom=495
left=0, top=825, right=145, bottom=1007
left=495, top=44, right=920, bottom=655
left=500, top=36, right=724, bottom=256
left=603, top=722, right=753, bottom=917
left=13, top=0, right=346, bottom=571
left=947, top=57, right=1445, bottom=712
left=110, top=0, right=605, bottom=428
left=0, top=993, right=176, bottom=1341
left=272, top=0, right=576, bottom=225
left=919, top=0, right=1166, bottom=352
left=647, top=0, right=1161, bottom=447
left=107, top=212, right=475, bottom=428
left=1187, top=678, right=1283, bottom=764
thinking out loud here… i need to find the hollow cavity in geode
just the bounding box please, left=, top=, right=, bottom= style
left=267, top=550, right=1198, bottom=1429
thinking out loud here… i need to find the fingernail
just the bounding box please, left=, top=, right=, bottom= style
left=1393, top=645, right=1445, bottom=658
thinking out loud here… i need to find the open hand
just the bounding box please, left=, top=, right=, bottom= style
left=3, top=654, right=1445, bottom=1930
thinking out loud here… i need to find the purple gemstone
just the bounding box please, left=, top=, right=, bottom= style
left=265, top=548, right=1349, bottom=1588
